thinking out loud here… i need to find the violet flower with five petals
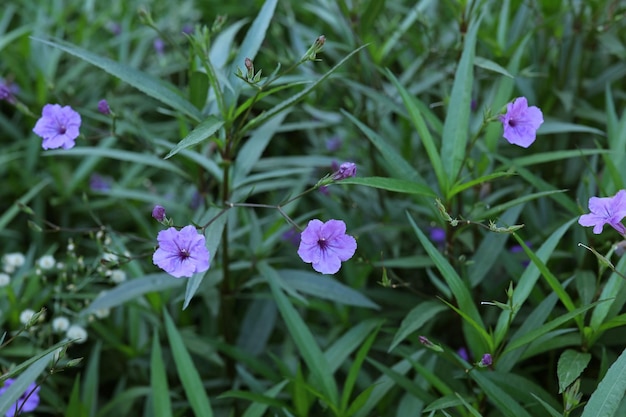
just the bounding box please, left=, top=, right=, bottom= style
left=578, top=190, right=626, bottom=235
left=153, top=225, right=210, bottom=278
left=297, top=219, right=357, bottom=274
left=0, top=378, right=40, bottom=417
left=32, top=104, right=81, bottom=150
left=499, top=97, right=543, bottom=148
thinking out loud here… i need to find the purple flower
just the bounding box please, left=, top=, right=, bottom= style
left=479, top=353, right=493, bottom=367
left=429, top=227, right=446, bottom=244
left=0, top=79, right=18, bottom=103
left=153, top=225, right=210, bottom=278
left=106, top=22, right=122, bottom=35
left=89, top=173, right=112, bottom=192
left=325, top=136, right=342, bottom=152
left=297, top=219, right=357, bottom=274
left=97, top=99, right=111, bottom=115
left=154, top=38, right=165, bottom=55
left=182, top=23, right=194, bottom=35
left=0, top=378, right=40, bottom=417
left=281, top=228, right=300, bottom=247
left=499, top=97, right=543, bottom=148
left=579, top=190, right=626, bottom=235
left=32, top=104, right=81, bottom=150
left=152, top=205, right=166, bottom=221
left=332, top=162, right=357, bottom=180
left=457, top=347, right=470, bottom=361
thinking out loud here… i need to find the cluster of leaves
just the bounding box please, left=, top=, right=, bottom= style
left=1, top=0, right=626, bottom=416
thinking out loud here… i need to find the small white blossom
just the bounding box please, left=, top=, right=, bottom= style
left=0, top=273, right=10, bottom=287
left=67, top=241, right=75, bottom=251
left=19, top=309, right=36, bottom=325
left=102, top=253, right=118, bottom=263
left=94, top=308, right=110, bottom=319
left=3, top=252, right=25, bottom=268
left=52, top=316, right=70, bottom=332
left=110, top=269, right=126, bottom=284
left=37, top=254, right=56, bottom=270
left=66, top=324, right=88, bottom=343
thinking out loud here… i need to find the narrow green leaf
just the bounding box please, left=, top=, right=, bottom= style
left=245, top=45, right=369, bottom=133
left=367, top=357, right=435, bottom=403
left=581, top=348, right=626, bottom=417
left=65, top=376, right=88, bottom=417
left=340, top=327, right=380, bottom=412
left=260, top=261, right=339, bottom=407
left=441, top=15, right=481, bottom=189
left=480, top=189, right=567, bottom=219
left=384, top=68, right=445, bottom=194
left=163, top=310, right=214, bottom=417
left=47, top=147, right=189, bottom=179
left=557, top=350, right=591, bottom=393
left=343, top=111, right=425, bottom=184
left=241, top=380, right=289, bottom=417
left=448, top=171, right=513, bottom=199
left=82, top=342, right=101, bottom=415
left=226, top=0, right=278, bottom=103
left=345, top=385, right=376, bottom=417
left=530, top=394, right=563, bottom=417
left=325, top=319, right=383, bottom=374
left=474, top=56, right=513, bottom=78
left=538, top=121, right=605, bottom=136
left=0, top=350, right=56, bottom=416
left=80, top=274, right=183, bottom=317
left=470, top=371, right=533, bottom=417
left=503, top=301, right=600, bottom=354
left=388, top=301, right=447, bottom=352
left=32, top=37, right=202, bottom=121
left=0, top=178, right=50, bottom=230
left=339, top=176, right=435, bottom=197
left=189, top=71, right=209, bottom=110
left=510, top=149, right=609, bottom=167
left=165, top=117, right=224, bottom=159
left=151, top=332, right=173, bottom=417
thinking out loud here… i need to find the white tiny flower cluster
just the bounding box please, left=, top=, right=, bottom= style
left=37, top=254, right=56, bottom=270
left=2, top=252, right=25, bottom=274
left=51, top=315, right=88, bottom=343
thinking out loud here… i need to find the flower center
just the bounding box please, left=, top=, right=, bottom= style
left=317, top=237, right=328, bottom=250
left=58, top=124, right=67, bottom=134
left=179, top=248, right=191, bottom=260
left=508, top=119, right=517, bottom=127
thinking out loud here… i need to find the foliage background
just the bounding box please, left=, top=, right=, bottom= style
left=1, top=0, right=626, bottom=416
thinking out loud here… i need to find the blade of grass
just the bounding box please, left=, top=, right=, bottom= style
left=151, top=331, right=173, bottom=417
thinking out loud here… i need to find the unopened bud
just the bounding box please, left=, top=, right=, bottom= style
left=478, top=353, right=492, bottom=367
left=245, top=58, right=254, bottom=79
left=418, top=335, right=444, bottom=352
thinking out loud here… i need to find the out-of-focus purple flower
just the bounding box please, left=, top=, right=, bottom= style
left=318, top=185, right=330, bottom=196
left=479, top=353, right=493, bottom=367
left=182, top=23, right=194, bottom=35
left=457, top=347, right=470, bottom=361
left=332, top=162, right=357, bottom=180
left=429, top=227, right=446, bottom=244
left=153, top=225, right=210, bottom=278
left=106, top=22, right=122, bottom=35
left=89, top=174, right=112, bottom=192
left=499, top=97, right=543, bottom=148
left=282, top=228, right=300, bottom=247
left=470, top=99, right=478, bottom=112
left=0, top=79, right=19, bottom=103
left=32, top=104, right=81, bottom=150
left=152, top=205, right=166, bottom=222
left=154, top=38, right=165, bottom=55
left=297, top=219, right=357, bottom=274
left=325, top=136, right=342, bottom=152
left=97, top=99, right=111, bottom=115
left=579, top=190, right=626, bottom=235
left=0, top=378, right=40, bottom=417
left=190, top=190, right=203, bottom=210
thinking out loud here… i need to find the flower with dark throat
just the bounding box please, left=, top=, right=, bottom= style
left=153, top=225, right=210, bottom=278
left=0, top=378, right=40, bottom=417
left=297, top=219, right=356, bottom=274
left=499, top=97, right=543, bottom=148
left=32, top=104, right=81, bottom=150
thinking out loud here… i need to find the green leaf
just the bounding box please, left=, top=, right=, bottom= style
left=530, top=393, right=563, bottom=417
left=260, top=261, right=339, bottom=407
left=277, top=269, right=379, bottom=309
left=480, top=189, right=567, bottom=219
left=367, top=357, right=435, bottom=403
left=0, top=178, right=50, bottom=231
left=470, top=371, right=533, bottom=417
left=226, top=0, right=278, bottom=103
left=245, top=44, right=369, bottom=133
left=384, top=68, right=445, bottom=195
left=340, top=327, right=380, bottom=412
left=558, top=349, right=591, bottom=393
left=343, top=111, right=425, bottom=184
left=32, top=37, right=202, bottom=122
left=448, top=171, right=513, bottom=199
left=189, top=71, right=209, bottom=110
left=80, top=274, right=183, bottom=317
left=163, top=310, right=214, bottom=417
left=440, top=15, right=481, bottom=189
left=406, top=212, right=489, bottom=354
left=241, top=381, right=289, bottom=417
left=325, top=319, right=383, bottom=374
left=335, top=176, right=437, bottom=197
left=502, top=301, right=601, bottom=354
left=151, top=332, right=173, bottom=417
left=0, top=350, right=56, bottom=416
left=581, top=348, right=626, bottom=417
left=47, top=147, right=189, bottom=179
left=388, top=301, right=447, bottom=352
left=474, top=56, right=513, bottom=78
left=509, top=149, right=609, bottom=167
left=538, top=121, right=605, bottom=136
left=165, top=116, right=225, bottom=159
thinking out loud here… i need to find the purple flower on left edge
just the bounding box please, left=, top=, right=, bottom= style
left=333, top=162, right=357, bottom=180
left=153, top=225, right=210, bottom=278
left=499, top=97, right=543, bottom=148
left=297, top=219, right=357, bottom=274
left=32, top=104, right=81, bottom=150
left=0, top=378, right=40, bottom=417
left=579, top=190, right=626, bottom=235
